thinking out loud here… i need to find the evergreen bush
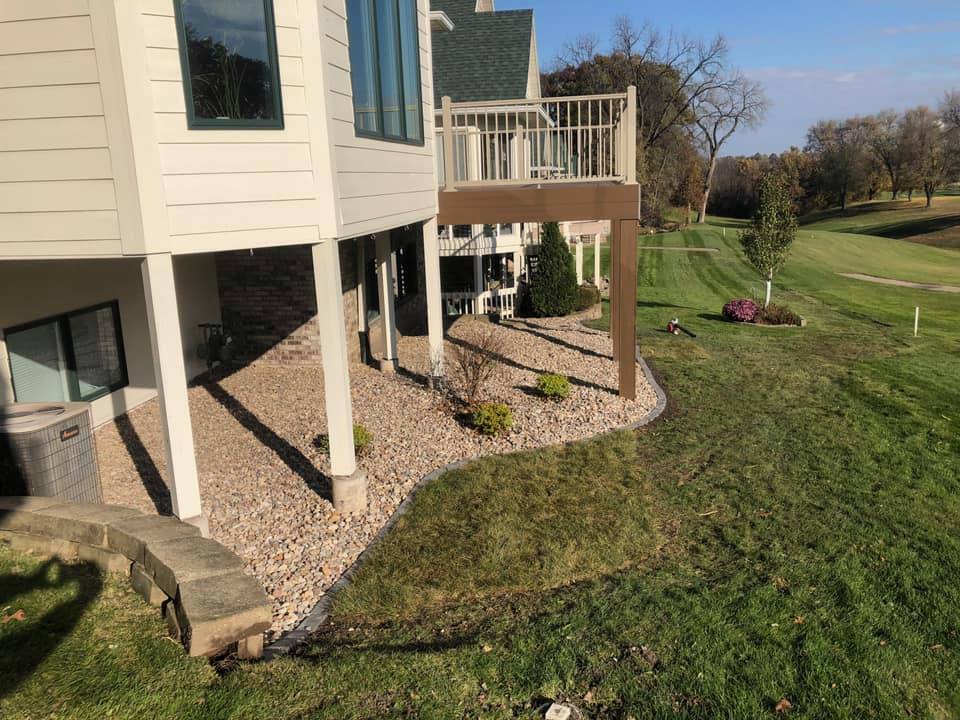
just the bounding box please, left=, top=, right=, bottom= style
left=529, top=222, right=578, bottom=317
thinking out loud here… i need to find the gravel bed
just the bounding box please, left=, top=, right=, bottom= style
left=96, top=311, right=657, bottom=637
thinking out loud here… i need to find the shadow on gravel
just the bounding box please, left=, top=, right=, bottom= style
left=114, top=415, right=173, bottom=515
left=203, top=380, right=332, bottom=502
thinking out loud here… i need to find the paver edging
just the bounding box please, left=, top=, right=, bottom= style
left=264, top=348, right=667, bottom=659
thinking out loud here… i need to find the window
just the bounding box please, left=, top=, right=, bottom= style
left=174, top=0, right=284, bottom=128
left=5, top=302, right=127, bottom=404
left=346, top=0, right=423, bottom=144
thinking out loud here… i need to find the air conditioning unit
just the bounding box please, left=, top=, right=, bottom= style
left=0, top=403, right=102, bottom=503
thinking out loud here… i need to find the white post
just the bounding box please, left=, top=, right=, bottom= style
left=473, top=254, right=485, bottom=296
left=141, top=254, right=206, bottom=534
left=594, top=234, right=602, bottom=285
left=765, top=279, right=772, bottom=307
left=575, top=238, right=584, bottom=286
left=914, top=306, right=920, bottom=337
left=512, top=249, right=522, bottom=286
left=311, top=241, right=365, bottom=513
left=423, top=217, right=444, bottom=379
left=374, top=231, right=398, bottom=373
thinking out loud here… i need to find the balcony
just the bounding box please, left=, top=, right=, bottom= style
left=438, top=89, right=637, bottom=188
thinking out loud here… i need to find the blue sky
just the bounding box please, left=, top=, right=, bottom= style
left=497, top=0, right=960, bottom=156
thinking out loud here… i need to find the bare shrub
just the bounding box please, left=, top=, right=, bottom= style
left=451, top=321, right=506, bottom=409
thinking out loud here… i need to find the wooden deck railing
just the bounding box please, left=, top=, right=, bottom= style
left=442, top=288, right=518, bottom=319
left=439, top=87, right=637, bottom=189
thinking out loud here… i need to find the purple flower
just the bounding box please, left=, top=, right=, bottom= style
left=723, top=298, right=759, bottom=323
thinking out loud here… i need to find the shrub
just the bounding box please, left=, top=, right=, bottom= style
left=755, top=303, right=802, bottom=326
left=452, top=321, right=505, bottom=408
left=315, top=424, right=373, bottom=457
left=574, top=285, right=601, bottom=312
left=471, top=402, right=513, bottom=436
left=529, top=222, right=578, bottom=317
left=722, top=298, right=759, bottom=323
left=537, top=373, right=571, bottom=401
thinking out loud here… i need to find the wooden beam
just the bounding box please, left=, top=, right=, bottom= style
left=438, top=183, right=641, bottom=225
left=616, top=219, right=638, bottom=400
left=610, top=219, right=620, bottom=364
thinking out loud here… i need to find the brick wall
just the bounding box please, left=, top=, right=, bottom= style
left=215, top=242, right=362, bottom=367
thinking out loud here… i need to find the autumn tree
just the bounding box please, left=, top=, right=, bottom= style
left=805, top=118, right=871, bottom=210
left=690, top=73, right=768, bottom=222
left=864, top=111, right=908, bottom=199
left=740, top=173, right=797, bottom=306
left=902, top=106, right=948, bottom=208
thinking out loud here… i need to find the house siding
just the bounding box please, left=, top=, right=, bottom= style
left=0, top=1, right=122, bottom=258
left=321, top=0, right=438, bottom=238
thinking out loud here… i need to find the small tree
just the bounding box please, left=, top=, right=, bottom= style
left=529, top=222, right=578, bottom=317
left=741, top=173, right=797, bottom=306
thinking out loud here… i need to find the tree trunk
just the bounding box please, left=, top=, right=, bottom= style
left=908, top=188, right=914, bottom=201
left=765, top=270, right=773, bottom=307
left=697, top=152, right=718, bottom=224
left=840, top=190, right=847, bottom=211
left=925, top=184, right=934, bottom=208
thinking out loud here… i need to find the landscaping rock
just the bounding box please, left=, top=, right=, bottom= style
left=96, top=311, right=658, bottom=636
left=130, top=562, right=167, bottom=606
left=15, top=503, right=139, bottom=547
left=77, top=543, right=131, bottom=575
left=0, top=530, right=78, bottom=561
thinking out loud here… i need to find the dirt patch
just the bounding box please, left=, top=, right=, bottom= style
left=838, top=273, right=960, bottom=293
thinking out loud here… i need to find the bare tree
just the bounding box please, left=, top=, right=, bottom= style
left=902, top=106, right=948, bottom=208
left=691, top=73, right=768, bottom=222
left=864, top=111, right=908, bottom=200
left=806, top=118, right=872, bottom=210
left=940, top=90, right=960, bottom=132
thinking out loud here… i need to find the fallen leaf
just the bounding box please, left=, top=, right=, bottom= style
left=639, top=645, right=660, bottom=669
left=2, top=610, right=26, bottom=624
left=772, top=576, right=790, bottom=592
left=793, top=616, right=805, bottom=625
left=775, top=697, right=793, bottom=713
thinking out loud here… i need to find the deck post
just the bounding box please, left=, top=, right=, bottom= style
left=575, top=238, right=584, bottom=286
left=626, top=86, right=638, bottom=185
left=375, top=231, right=399, bottom=373
left=616, top=219, right=638, bottom=399
left=140, top=253, right=206, bottom=535
left=311, top=241, right=365, bottom=513
left=611, top=221, right=620, bottom=363
left=473, top=254, right=485, bottom=297
left=442, top=96, right=455, bottom=189
left=594, top=234, right=602, bottom=286
left=422, top=217, right=444, bottom=380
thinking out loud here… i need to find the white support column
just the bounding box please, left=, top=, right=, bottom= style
left=575, top=238, right=584, bottom=286
left=311, top=241, right=366, bottom=513
left=374, top=231, right=398, bottom=373
left=473, top=254, right=485, bottom=296
left=594, top=234, right=602, bottom=286
left=422, top=217, right=444, bottom=381
left=512, top=249, right=522, bottom=286
left=141, top=253, right=206, bottom=534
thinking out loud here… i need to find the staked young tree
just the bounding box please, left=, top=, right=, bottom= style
left=690, top=73, right=768, bottom=223
left=740, top=173, right=798, bottom=306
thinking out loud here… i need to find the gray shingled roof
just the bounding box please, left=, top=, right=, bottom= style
left=431, top=0, right=535, bottom=106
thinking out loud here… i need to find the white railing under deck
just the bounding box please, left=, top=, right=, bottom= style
left=439, top=87, right=637, bottom=190
left=442, top=288, right=517, bottom=319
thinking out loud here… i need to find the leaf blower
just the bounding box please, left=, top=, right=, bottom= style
left=666, top=317, right=697, bottom=338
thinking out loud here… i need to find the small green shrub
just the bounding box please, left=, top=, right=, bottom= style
left=755, top=303, right=802, bottom=326
left=575, top=285, right=601, bottom=312
left=315, top=424, right=374, bottom=456
left=471, top=403, right=513, bottom=436
left=537, top=373, right=571, bottom=401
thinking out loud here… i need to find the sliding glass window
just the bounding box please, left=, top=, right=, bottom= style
left=174, top=0, right=284, bottom=128
left=346, top=0, right=424, bottom=144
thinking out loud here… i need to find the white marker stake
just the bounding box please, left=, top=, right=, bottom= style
left=914, top=306, right=920, bottom=337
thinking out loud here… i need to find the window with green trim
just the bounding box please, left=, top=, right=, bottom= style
left=346, top=0, right=424, bottom=144
left=174, top=0, right=284, bottom=128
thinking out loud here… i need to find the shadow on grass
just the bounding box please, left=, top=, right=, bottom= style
left=202, top=380, right=332, bottom=502
left=0, top=556, right=102, bottom=700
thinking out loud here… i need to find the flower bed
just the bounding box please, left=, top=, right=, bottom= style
left=722, top=299, right=805, bottom=327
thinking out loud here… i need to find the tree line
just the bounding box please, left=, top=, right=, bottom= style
left=710, top=94, right=960, bottom=218
left=543, top=17, right=767, bottom=225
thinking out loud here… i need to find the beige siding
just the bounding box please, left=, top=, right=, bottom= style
left=0, top=1, right=122, bottom=258
left=322, top=0, right=438, bottom=238
left=141, top=0, right=328, bottom=251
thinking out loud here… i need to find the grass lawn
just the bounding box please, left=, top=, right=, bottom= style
left=3, top=221, right=959, bottom=718
left=801, top=195, right=960, bottom=250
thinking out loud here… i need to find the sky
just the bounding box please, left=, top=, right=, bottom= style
left=497, top=0, right=960, bottom=156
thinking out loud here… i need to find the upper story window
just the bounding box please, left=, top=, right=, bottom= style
left=346, top=0, right=423, bottom=144
left=174, top=0, right=284, bottom=129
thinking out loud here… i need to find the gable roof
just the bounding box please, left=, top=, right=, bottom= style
left=431, top=0, right=536, bottom=106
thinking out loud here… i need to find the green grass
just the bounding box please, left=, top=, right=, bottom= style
left=3, top=221, right=959, bottom=718
left=801, top=195, right=960, bottom=250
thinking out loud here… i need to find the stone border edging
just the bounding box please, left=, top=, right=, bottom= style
left=0, top=497, right=271, bottom=659
left=264, top=345, right=668, bottom=659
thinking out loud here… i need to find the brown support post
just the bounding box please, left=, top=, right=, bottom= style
left=610, top=220, right=620, bottom=363
left=616, top=219, right=638, bottom=400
